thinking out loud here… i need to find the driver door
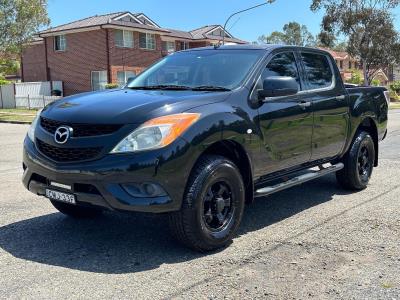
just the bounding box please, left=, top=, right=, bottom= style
left=255, top=51, right=313, bottom=175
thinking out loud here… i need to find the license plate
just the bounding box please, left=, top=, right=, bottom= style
left=45, top=189, right=76, bottom=205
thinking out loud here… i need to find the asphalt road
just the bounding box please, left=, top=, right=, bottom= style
left=0, top=111, right=399, bottom=299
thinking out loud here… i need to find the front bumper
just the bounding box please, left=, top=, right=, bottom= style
left=22, top=137, right=193, bottom=213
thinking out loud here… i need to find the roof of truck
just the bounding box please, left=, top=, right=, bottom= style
left=183, top=44, right=331, bottom=54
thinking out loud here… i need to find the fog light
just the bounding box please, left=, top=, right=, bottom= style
left=121, top=183, right=167, bottom=198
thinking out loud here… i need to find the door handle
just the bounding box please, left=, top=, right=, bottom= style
left=298, top=101, right=311, bottom=109
left=335, top=95, right=346, bottom=101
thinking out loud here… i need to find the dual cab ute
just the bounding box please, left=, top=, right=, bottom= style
left=23, top=45, right=389, bottom=251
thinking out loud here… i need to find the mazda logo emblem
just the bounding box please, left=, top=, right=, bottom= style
left=54, top=126, right=72, bottom=144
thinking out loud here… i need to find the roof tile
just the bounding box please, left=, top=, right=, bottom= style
left=38, top=11, right=247, bottom=44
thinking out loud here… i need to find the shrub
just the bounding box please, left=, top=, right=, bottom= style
left=105, top=83, right=119, bottom=89
left=389, top=90, right=400, bottom=102
left=346, top=69, right=363, bottom=85
left=371, top=79, right=381, bottom=86
left=0, top=78, right=11, bottom=85
left=389, top=81, right=400, bottom=93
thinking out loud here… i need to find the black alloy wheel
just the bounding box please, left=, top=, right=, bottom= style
left=202, top=181, right=235, bottom=233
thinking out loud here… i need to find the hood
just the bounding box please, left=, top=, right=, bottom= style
left=42, top=89, right=231, bottom=124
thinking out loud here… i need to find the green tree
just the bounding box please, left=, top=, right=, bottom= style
left=316, top=30, right=337, bottom=48
left=258, top=31, right=286, bottom=44
left=0, top=57, right=19, bottom=76
left=346, top=69, right=363, bottom=85
left=311, top=0, right=400, bottom=85
left=258, top=22, right=316, bottom=46
left=0, top=0, right=49, bottom=56
left=332, top=41, right=347, bottom=52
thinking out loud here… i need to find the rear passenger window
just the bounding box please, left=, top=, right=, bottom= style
left=301, top=52, right=333, bottom=89
left=263, top=52, right=300, bottom=89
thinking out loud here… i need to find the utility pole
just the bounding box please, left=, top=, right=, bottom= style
left=222, top=1, right=276, bottom=45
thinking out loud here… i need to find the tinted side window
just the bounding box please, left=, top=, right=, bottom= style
left=262, top=52, right=300, bottom=89
left=301, top=53, right=333, bottom=89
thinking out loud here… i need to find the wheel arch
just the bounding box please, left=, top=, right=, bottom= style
left=199, top=140, right=254, bottom=204
left=357, top=117, right=379, bottom=167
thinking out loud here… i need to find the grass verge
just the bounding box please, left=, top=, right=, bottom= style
left=389, top=102, right=400, bottom=110
left=0, top=109, right=36, bottom=123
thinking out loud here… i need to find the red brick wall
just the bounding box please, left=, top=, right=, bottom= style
left=110, top=66, right=145, bottom=83
left=46, top=30, right=108, bottom=96
left=108, top=29, right=163, bottom=71
left=22, top=29, right=215, bottom=96
left=22, top=43, right=47, bottom=82
left=189, top=41, right=209, bottom=48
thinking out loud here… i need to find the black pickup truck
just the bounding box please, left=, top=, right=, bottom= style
left=22, top=45, right=389, bottom=251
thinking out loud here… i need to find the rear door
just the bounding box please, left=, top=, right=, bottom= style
left=255, top=51, right=313, bottom=175
left=298, top=51, right=349, bottom=161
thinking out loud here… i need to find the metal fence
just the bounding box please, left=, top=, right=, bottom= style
left=15, top=81, right=63, bottom=97
left=15, top=95, right=62, bottom=109
left=0, top=84, right=15, bottom=108
left=0, top=81, right=63, bottom=109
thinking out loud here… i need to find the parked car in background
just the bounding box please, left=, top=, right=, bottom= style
left=22, top=45, right=388, bottom=251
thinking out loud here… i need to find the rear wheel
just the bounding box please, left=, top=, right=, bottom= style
left=336, top=131, right=375, bottom=190
left=168, top=155, right=245, bottom=252
left=50, top=200, right=102, bottom=218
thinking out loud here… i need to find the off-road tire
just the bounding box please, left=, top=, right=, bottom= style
left=168, top=155, right=245, bottom=252
left=336, top=131, right=375, bottom=190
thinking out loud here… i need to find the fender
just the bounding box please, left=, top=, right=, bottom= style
left=341, top=87, right=388, bottom=163
left=180, top=101, right=261, bottom=180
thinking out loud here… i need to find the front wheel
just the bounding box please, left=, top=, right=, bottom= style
left=168, top=155, right=245, bottom=252
left=336, top=131, right=375, bottom=190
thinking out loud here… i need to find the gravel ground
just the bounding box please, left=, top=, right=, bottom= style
left=0, top=111, right=399, bottom=299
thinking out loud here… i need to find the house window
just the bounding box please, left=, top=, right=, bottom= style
left=91, top=71, right=107, bottom=91
left=179, top=41, right=189, bottom=50
left=139, top=33, right=156, bottom=50
left=162, top=41, right=175, bottom=53
left=115, top=30, right=134, bottom=48
left=349, top=61, right=352, bottom=69
left=54, top=35, right=66, bottom=51
left=339, top=60, right=343, bottom=69
left=117, top=70, right=136, bottom=87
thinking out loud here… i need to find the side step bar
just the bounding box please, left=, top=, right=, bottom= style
left=255, top=163, right=344, bottom=198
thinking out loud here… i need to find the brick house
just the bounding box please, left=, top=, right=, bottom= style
left=21, top=12, right=246, bottom=96
left=322, top=48, right=359, bottom=81
left=322, top=48, right=389, bottom=85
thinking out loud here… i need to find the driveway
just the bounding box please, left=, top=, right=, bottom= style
left=0, top=111, right=399, bottom=299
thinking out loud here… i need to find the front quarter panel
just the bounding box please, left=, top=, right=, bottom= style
left=179, top=100, right=261, bottom=180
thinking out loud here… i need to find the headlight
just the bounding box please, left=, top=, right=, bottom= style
left=27, top=110, right=42, bottom=142
left=111, top=113, right=200, bottom=153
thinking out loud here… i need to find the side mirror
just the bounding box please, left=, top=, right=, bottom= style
left=258, top=76, right=298, bottom=100
left=126, top=76, right=136, bottom=85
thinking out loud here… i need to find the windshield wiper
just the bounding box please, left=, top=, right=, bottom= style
left=128, top=85, right=191, bottom=90
left=191, top=86, right=231, bottom=91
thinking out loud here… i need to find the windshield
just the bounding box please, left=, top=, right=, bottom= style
left=127, top=49, right=264, bottom=91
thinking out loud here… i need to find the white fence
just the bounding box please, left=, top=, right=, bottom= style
left=15, top=81, right=63, bottom=97
left=0, top=84, right=15, bottom=109
left=0, top=81, right=63, bottom=109
left=15, top=95, right=62, bottom=109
